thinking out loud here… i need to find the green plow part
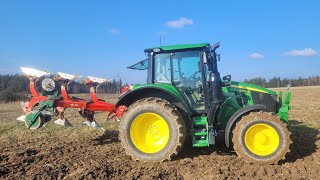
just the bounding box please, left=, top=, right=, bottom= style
left=277, top=88, right=291, bottom=123
left=25, top=94, right=56, bottom=129
left=26, top=110, right=44, bottom=129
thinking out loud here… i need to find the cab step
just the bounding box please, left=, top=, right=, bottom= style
left=193, top=116, right=207, bottom=126
left=194, top=131, right=207, bottom=136
left=192, top=116, right=209, bottom=147
left=193, top=140, right=209, bottom=147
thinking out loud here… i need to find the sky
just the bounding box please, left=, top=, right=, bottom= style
left=0, top=0, right=319, bottom=84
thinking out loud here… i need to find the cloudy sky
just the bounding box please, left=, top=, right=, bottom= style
left=0, top=0, right=319, bottom=83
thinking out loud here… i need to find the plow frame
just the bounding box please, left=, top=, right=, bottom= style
left=20, top=69, right=127, bottom=129
left=24, top=76, right=49, bottom=113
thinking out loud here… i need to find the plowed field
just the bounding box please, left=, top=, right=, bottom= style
left=1, top=87, right=319, bottom=179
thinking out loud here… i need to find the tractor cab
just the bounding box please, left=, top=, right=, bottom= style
left=128, top=43, right=223, bottom=117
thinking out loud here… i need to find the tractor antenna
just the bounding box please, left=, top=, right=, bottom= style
left=160, top=34, right=162, bottom=46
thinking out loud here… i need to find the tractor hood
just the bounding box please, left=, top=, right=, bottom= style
left=229, top=81, right=277, bottom=96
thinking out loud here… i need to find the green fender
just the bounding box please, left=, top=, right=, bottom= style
left=116, top=84, right=191, bottom=114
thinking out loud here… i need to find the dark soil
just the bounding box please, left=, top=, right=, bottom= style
left=1, top=88, right=320, bottom=179
left=0, top=119, right=319, bottom=180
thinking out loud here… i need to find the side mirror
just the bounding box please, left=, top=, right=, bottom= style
left=223, top=75, right=231, bottom=81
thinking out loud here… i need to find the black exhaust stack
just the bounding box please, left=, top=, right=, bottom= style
left=207, top=43, right=223, bottom=124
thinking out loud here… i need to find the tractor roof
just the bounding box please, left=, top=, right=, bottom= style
left=144, top=42, right=209, bottom=53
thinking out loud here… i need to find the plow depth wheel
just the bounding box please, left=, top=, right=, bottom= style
left=119, top=98, right=186, bottom=162
left=232, top=111, right=291, bottom=164
left=25, top=111, right=44, bottom=130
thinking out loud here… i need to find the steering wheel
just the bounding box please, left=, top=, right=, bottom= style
left=188, top=71, right=199, bottom=80
left=157, top=73, right=170, bottom=82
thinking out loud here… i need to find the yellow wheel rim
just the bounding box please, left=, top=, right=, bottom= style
left=244, top=123, right=280, bottom=156
left=130, top=113, right=170, bottom=153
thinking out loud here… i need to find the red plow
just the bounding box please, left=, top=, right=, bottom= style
left=18, top=67, right=127, bottom=129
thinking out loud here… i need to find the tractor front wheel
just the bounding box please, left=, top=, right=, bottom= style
left=119, top=98, right=186, bottom=162
left=232, top=111, right=291, bottom=164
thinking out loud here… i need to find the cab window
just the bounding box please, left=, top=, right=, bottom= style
left=154, top=53, right=171, bottom=83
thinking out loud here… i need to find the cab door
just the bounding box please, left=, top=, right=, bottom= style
left=171, top=51, right=205, bottom=113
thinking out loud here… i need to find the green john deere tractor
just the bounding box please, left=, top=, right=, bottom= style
left=116, top=42, right=291, bottom=164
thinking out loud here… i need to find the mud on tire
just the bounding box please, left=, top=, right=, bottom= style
left=232, top=111, right=292, bottom=164
left=119, top=97, right=186, bottom=162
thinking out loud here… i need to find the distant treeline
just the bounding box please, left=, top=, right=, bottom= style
left=0, top=74, right=29, bottom=102
left=67, top=79, right=122, bottom=94
left=0, top=74, right=122, bottom=103
left=244, top=76, right=320, bottom=88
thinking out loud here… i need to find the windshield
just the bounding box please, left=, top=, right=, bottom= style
left=127, top=59, right=148, bottom=70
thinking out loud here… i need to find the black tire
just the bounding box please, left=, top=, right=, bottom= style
left=119, top=97, right=186, bottom=162
left=232, top=111, right=291, bottom=164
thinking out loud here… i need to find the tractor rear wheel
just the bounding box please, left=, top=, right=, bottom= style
left=232, top=111, right=291, bottom=164
left=119, top=97, right=186, bottom=162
